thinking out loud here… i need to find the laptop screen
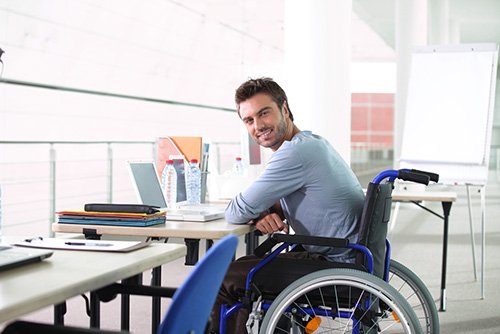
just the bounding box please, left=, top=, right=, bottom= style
left=129, top=162, right=168, bottom=208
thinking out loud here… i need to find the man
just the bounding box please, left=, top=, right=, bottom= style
left=210, top=77, right=365, bottom=333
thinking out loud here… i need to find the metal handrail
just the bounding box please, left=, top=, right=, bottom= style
left=0, top=140, right=157, bottom=236
left=0, top=78, right=236, bottom=113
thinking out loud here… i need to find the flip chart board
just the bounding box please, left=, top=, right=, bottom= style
left=400, top=44, right=498, bottom=185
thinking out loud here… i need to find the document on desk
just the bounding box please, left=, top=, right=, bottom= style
left=14, top=238, right=150, bottom=252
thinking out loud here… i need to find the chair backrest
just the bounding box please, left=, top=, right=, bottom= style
left=356, top=182, right=393, bottom=279
left=156, top=235, right=238, bottom=334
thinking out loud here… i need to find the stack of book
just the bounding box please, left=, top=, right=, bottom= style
left=56, top=208, right=166, bottom=227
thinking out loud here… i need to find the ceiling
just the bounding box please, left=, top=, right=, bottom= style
left=354, top=0, right=500, bottom=51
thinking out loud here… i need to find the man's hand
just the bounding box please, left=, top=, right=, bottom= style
left=254, top=213, right=288, bottom=234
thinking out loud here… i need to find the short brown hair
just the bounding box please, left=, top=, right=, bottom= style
left=235, top=77, right=293, bottom=121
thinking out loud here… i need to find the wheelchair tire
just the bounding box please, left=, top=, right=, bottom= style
left=388, top=260, right=440, bottom=334
left=259, top=268, right=423, bottom=334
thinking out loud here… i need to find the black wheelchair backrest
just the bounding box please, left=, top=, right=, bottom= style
left=356, top=182, right=394, bottom=279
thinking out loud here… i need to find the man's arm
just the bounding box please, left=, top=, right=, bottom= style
left=225, top=143, right=304, bottom=225
left=253, top=202, right=288, bottom=234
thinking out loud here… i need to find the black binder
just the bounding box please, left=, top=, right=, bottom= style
left=84, top=203, right=160, bottom=214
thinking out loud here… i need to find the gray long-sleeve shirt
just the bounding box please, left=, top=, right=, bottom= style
left=225, top=131, right=365, bottom=261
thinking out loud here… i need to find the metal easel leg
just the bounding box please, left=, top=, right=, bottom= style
left=480, top=185, right=486, bottom=299
left=466, top=184, right=478, bottom=281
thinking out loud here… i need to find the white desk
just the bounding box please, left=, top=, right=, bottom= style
left=52, top=219, right=253, bottom=265
left=392, top=190, right=457, bottom=312
left=0, top=238, right=186, bottom=330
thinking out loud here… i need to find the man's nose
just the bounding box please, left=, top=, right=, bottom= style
left=253, top=118, right=264, bottom=131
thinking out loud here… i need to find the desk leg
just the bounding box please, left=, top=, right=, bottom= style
left=120, top=275, right=141, bottom=331
left=184, top=238, right=200, bottom=265
left=440, top=201, right=452, bottom=312
left=90, top=292, right=100, bottom=328
left=54, top=302, right=66, bottom=325
left=121, top=292, right=130, bottom=331
left=152, top=266, right=162, bottom=334
left=206, top=239, right=214, bottom=251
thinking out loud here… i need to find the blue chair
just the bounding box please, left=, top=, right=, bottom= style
left=157, top=234, right=237, bottom=334
left=2, top=234, right=238, bottom=334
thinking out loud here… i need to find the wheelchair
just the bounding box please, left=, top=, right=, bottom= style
left=220, top=169, right=440, bottom=334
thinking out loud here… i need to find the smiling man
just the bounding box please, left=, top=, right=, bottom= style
left=210, top=77, right=365, bottom=333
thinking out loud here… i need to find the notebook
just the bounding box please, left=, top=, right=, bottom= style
left=0, top=244, right=53, bottom=272
left=128, top=161, right=225, bottom=222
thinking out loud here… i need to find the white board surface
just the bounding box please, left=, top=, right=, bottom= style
left=400, top=44, right=498, bottom=185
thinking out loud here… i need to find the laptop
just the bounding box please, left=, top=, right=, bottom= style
left=0, top=244, right=53, bottom=272
left=128, top=161, right=225, bottom=222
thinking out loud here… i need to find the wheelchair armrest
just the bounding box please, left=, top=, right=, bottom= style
left=254, top=233, right=349, bottom=258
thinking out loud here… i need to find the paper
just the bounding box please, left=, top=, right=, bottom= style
left=15, top=238, right=150, bottom=252
left=170, top=136, right=202, bottom=163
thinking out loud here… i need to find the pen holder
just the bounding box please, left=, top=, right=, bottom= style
left=201, top=171, right=209, bottom=203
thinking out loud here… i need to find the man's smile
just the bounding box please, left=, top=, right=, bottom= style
left=257, top=129, right=273, bottom=140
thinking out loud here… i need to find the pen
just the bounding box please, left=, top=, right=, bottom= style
left=65, top=242, right=113, bottom=247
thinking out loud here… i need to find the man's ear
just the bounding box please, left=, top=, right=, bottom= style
left=282, top=101, right=290, bottom=118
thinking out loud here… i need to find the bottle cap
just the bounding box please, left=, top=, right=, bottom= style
left=235, top=157, right=242, bottom=161
left=166, top=160, right=174, bottom=164
left=190, top=159, right=198, bottom=163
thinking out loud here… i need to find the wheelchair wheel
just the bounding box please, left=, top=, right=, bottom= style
left=388, top=260, right=439, bottom=334
left=259, top=268, right=422, bottom=334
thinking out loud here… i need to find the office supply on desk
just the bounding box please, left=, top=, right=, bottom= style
left=128, top=161, right=225, bottom=222
left=169, top=136, right=203, bottom=162
left=15, top=237, right=149, bottom=252
left=56, top=209, right=166, bottom=227
left=84, top=203, right=160, bottom=214
left=0, top=244, right=53, bottom=272
left=65, top=241, right=113, bottom=246
left=200, top=142, right=210, bottom=203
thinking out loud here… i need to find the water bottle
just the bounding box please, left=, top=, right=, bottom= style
left=161, top=160, right=177, bottom=209
left=186, top=159, right=201, bottom=205
left=233, top=157, right=245, bottom=176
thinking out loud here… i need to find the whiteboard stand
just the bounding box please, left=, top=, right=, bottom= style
left=465, top=184, right=478, bottom=282
left=465, top=184, right=487, bottom=299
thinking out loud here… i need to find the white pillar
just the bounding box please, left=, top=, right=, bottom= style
left=394, top=0, right=427, bottom=168
left=284, top=0, right=352, bottom=163
left=428, top=0, right=450, bottom=45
